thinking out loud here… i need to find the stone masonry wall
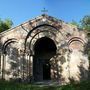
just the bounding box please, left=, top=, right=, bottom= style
left=0, top=14, right=89, bottom=84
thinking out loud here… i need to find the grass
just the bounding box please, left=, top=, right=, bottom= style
left=0, top=80, right=90, bottom=90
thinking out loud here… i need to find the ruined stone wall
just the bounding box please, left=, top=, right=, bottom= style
left=0, top=14, right=89, bottom=84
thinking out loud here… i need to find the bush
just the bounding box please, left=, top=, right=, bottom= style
left=0, top=80, right=90, bottom=90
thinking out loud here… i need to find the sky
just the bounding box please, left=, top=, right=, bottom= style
left=0, top=0, right=90, bottom=27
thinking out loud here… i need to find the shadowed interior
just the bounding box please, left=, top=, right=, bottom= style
left=33, top=37, right=57, bottom=81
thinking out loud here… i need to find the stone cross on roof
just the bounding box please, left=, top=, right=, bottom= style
left=41, top=8, right=48, bottom=14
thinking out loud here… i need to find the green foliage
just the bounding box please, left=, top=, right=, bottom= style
left=0, top=80, right=90, bottom=90
left=70, top=15, right=90, bottom=32
left=0, top=18, right=13, bottom=33
left=80, top=15, right=90, bottom=31
left=70, top=20, right=80, bottom=28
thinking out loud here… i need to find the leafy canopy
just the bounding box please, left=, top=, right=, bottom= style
left=0, top=18, right=13, bottom=33
left=69, top=20, right=80, bottom=28
left=70, top=15, right=90, bottom=31
left=80, top=15, right=90, bottom=31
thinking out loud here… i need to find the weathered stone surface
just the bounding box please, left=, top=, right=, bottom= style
left=0, top=14, right=89, bottom=84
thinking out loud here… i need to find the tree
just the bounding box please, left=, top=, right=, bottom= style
left=0, top=18, right=13, bottom=32
left=69, top=20, right=80, bottom=28
left=80, top=15, right=90, bottom=31
left=81, top=16, right=90, bottom=73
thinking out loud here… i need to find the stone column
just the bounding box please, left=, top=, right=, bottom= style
left=26, top=53, right=29, bottom=79
left=19, top=49, right=25, bottom=81
left=0, top=52, right=2, bottom=79
left=2, top=54, right=5, bottom=80
left=0, top=53, right=1, bottom=72
left=67, top=49, right=72, bottom=82
left=30, top=55, right=33, bottom=76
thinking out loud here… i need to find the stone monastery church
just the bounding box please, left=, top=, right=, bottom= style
left=0, top=14, right=89, bottom=84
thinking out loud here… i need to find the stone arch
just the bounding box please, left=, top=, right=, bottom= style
left=68, top=37, right=85, bottom=45
left=2, top=38, right=17, bottom=54
left=1, top=38, right=18, bottom=80
left=67, top=37, right=89, bottom=82
left=24, top=24, right=66, bottom=80
left=26, top=24, right=62, bottom=37
left=29, top=31, right=57, bottom=55
left=33, top=37, right=57, bottom=81
left=68, top=37, right=85, bottom=51
left=25, top=24, right=65, bottom=55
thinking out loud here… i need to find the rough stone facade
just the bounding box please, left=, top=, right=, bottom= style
left=0, top=14, right=89, bottom=84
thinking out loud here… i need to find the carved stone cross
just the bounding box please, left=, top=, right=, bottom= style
left=41, top=8, right=48, bottom=14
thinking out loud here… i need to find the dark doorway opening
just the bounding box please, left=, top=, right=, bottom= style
left=33, top=37, right=56, bottom=82
left=43, top=60, right=51, bottom=80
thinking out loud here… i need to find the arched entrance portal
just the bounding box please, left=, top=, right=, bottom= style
left=33, top=37, right=57, bottom=82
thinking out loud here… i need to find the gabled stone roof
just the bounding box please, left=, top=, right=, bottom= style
left=0, top=14, right=71, bottom=36
left=0, top=14, right=86, bottom=46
